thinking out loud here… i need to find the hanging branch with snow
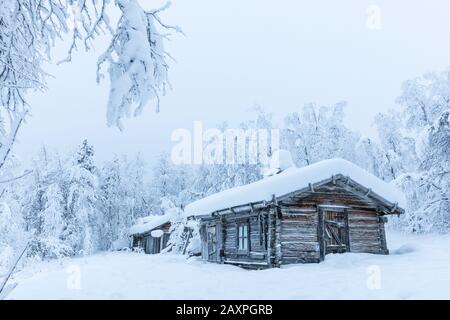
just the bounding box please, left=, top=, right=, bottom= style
left=97, top=0, right=182, bottom=130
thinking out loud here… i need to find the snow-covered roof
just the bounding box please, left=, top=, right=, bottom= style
left=184, top=158, right=406, bottom=217
left=129, top=212, right=174, bottom=236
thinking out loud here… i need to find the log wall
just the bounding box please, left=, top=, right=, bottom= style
left=198, top=180, right=390, bottom=268
left=279, top=207, right=321, bottom=264
left=279, top=181, right=388, bottom=260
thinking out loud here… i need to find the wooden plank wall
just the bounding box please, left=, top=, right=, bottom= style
left=347, top=210, right=386, bottom=254
left=279, top=206, right=321, bottom=264
left=280, top=182, right=388, bottom=260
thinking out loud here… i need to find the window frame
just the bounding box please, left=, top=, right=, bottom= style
left=237, top=222, right=250, bottom=254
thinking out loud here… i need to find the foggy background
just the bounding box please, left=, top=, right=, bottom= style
left=15, top=0, right=450, bottom=165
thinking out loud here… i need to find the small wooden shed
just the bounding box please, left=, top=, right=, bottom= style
left=129, top=214, right=172, bottom=254
left=184, top=158, right=405, bottom=269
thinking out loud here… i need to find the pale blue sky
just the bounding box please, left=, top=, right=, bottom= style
left=16, top=0, right=450, bottom=165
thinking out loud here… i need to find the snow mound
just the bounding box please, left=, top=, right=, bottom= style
left=263, top=149, right=296, bottom=177
left=184, top=158, right=406, bottom=217
left=392, top=244, right=417, bottom=255
left=270, top=149, right=295, bottom=171
left=150, top=230, right=164, bottom=238
left=111, top=238, right=130, bottom=251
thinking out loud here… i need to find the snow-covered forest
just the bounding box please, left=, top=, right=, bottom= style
left=1, top=67, right=449, bottom=272
left=0, top=0, right=449, bottom=300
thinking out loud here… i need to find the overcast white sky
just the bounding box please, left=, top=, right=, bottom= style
left=15, top=0, right=450, bottom=166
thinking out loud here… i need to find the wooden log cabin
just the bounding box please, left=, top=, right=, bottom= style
left=184, top=155, right=405, bottom=269
left=129, top=214, right=172, bottom=254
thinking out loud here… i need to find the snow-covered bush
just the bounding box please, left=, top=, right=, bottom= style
left=185, top=219, right=201, bottom=256
left=154, top=197, right=201, bottom=256
left=111, top=238, right=131, bottom=251
left=166, top=216, right=201, bottom=256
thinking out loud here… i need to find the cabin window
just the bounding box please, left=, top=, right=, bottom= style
left=237, top=224, right=249, bottom=252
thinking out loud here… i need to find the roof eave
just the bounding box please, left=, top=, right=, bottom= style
left=192, top=174, right=405, bottom=218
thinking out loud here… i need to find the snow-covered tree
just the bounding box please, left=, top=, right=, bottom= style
left=149, top=152, right=191, bottom=209
left=282, top=102, right=360, bottom=167
left=374, top=111, right=418, bottom=180
left=76, top=140, right=95, bottom=173
left=0, top=0, right=180, bottom=172
left=13, top=145, right=154, bottom=260
left=98, top=154, right=150, bottom=250
left=0, top=202, right=27, bottom=274
left=379, top=69, right=450, bottom=233
left=13, top=147, right=70, bottom=259
left=64, top=140, right=101, bottom=255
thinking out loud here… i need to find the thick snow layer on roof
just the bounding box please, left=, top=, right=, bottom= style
left=270, top=149, right=295, bottom=172
left=184, top=158, right=406, bottom=217
left=263, top=149, right=296, bottom=177
left=129, top=212, right=174, bottom=236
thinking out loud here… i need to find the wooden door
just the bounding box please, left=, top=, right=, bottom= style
left=320, top=209, right=349, bottom=258
left=152, top=236, right=161, bottom=254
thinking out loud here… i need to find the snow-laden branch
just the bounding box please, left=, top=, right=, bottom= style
left=0, top=109, right=28, bottom=171
left=96, top=0, right=182, bottom=130
left=0, top=170, right=33, bottom=184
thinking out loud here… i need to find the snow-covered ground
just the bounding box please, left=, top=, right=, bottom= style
left=5, top=232, right=450, bottom=299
